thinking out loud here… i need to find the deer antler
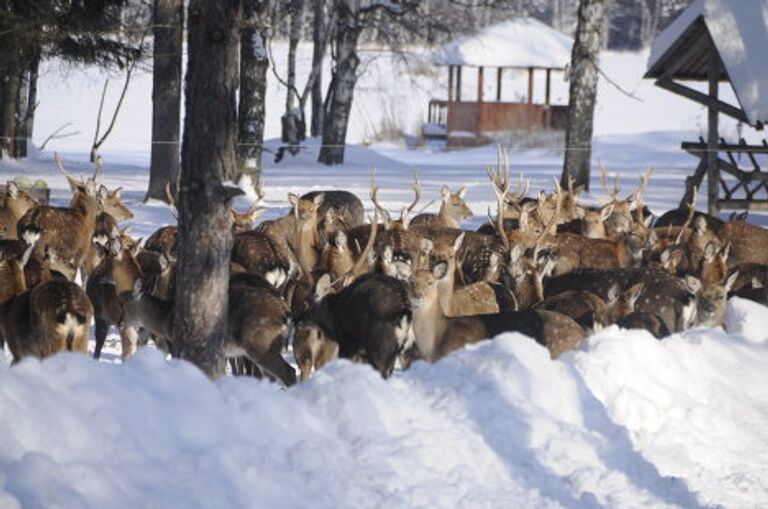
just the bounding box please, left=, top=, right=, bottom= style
left=339, top=210, right=379, bottom=287
left=490, top=163, right=512, bottom=249
left=675, top=186, right=698, bottom=245
left=532, top=187, right=561, bottom=247
left=599, top=161, right=620, bottom=203
left=399, top=173, right=422, bottom=225
left=369, top=169, right=391, bottom=226
left=53, top=153, right=80, bottom=185
left=165, top=183, right=179, bottom=220
left=92, top=155, right=104, bottom=183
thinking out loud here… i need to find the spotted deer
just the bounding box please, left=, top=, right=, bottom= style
left=408, top=262, right=585, bottom=363
left=16, top=155, right=100, bottom=280
left=0, top=182, right=38, bottom=240
left=683, top=271, right=739, bottom=328
left=409, top=185, right=473, bottom=228
left=0, top=235, right=94, bottom=362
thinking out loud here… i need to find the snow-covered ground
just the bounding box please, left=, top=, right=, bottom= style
left=1, top=41, right=768, bottom=508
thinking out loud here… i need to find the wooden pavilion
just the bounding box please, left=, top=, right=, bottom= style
left=645, top=0, right=768, bottom=215
left=424, top=18, right=573, bottom=147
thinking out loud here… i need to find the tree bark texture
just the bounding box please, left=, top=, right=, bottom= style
left=174, top=0, right=242, bottom=378
left=238, top=0, right=269, bottom=182
left=284, top=0, right=306, bottom=117
left=146, top=0, right=184, bottom=202
left=13, top=61, right=29, bottom=158
left=23, top=44, right=40, bottom=155
left=561, top=0, right=605, bottom=191
left=318, top=1, right=362, bottom=166
left=310, top=0, right=327, bottom=137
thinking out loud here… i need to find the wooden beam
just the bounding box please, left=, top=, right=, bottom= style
left=448, top=65, right=454, bottom=102
left=478, top=66, right=484, bottom=103
left=656, top=77, right=749, bottom=124
left=659, top=25, right=713, bottom=81
left=527, top=67, right=534, bottom=104
left=456, top=66, right=462, bottom=102
left=707, top=52, right=720, bottom=217
left=545, top=68, right=551, bottom=105
left=682, top=141, right=768, bottom=154
left=716, top=199, right=768, bottom=211
left=496, top=67, right=502, bottom=102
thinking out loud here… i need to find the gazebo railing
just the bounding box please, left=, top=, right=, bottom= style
left=428, top=99, right=448, bottom=126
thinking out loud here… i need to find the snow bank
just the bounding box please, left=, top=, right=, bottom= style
left=2, top=327, right=768, bottom=508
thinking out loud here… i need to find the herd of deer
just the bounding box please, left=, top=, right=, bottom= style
left=0, top=150, right=766, bottom=386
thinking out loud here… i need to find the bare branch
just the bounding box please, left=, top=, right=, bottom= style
left=39, top=123, right=81, bottom=151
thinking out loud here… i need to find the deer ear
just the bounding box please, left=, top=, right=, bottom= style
left=660, top=249, right=670, bottom=264
left=453, top=232, right=465, bottom=253
left=382, top=245, right=393, bottom=263
left=132, top=278, right=144, bottom=298
left=457, top=186, right=467, bottom=199
left=725, top=271, right=739, bottom=292
left=288, top=193, right=299, bottom=207
left=313, top=193, right=325, bottom=207
left=721, top=242, right=731, bottom=261
left=315, top=274, right=333, bottom=300
left=111, top=187, right=123, bottom=198
left=509, top=244, right=523, bottom=263
left=600, top=203, right=615, bottom=221
left=334, top=231, right=347, bottom=250
left=607, top=284, right=620, bottom=304
left=625, top=283, right=644, bottom=306
left=432, top=261, right=449, bottom=280
left=98, top=185, right=109, bottom=199
left=6, top=181, right=18, bottom=198
left=704, top=241, right=717, bottom=262
left=489, top=251, right=501, bottom=269
left=441, top=185, right=450, bottom=200
left=685, top=275, right=702, bottom=294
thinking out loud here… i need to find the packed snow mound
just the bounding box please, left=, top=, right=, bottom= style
left=2, top=328, right=768, bottom=508
left=431, top=18, right=574, bottom=69
left=725, top=296, right=768, bottom=343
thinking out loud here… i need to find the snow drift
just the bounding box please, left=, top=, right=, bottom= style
left=1, top=296, right=767, bottom=508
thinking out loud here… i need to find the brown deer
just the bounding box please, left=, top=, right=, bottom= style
left=684, top=271, right=739, bottom=328
left=534, top=290, right=609, bottom=331
left=97, top=185, right=133, bottom=222
left=16, top=155, right=100, bottom=280
left=0, top=238, right=93, bottom=363
left=0, top=182, right=38, bottom=240
left=503, top=244, right=555, bottom=309
left=548, top=231, right=649, bottom=276
left=409, top=185, right=472, bottom=228
left=87, top=235, right=144, bottom=359
left=408, top=262, right=585, bottom=362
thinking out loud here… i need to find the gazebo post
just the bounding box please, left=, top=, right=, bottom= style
left=527, top=67, right=534, bottom=104
left=456, top=66, right=462, bottom=102
left=478, top=66, right=484, bottom=102
left=496, top=67, right=502, bottom=101
left=545, top=68, right=551, bottom=105
left=707, top=53, right=720, bottom=217
left=448, top=65, right=454, bottom=102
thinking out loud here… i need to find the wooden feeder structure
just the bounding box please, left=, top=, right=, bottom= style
left=424, top=18, right=573, bottom=147
left=645, top=0, right=768, bottom=215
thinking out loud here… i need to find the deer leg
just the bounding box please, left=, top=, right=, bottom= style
left=93, top=317, right=110, bottom=359
left=118, top=326, right=139, bottom=359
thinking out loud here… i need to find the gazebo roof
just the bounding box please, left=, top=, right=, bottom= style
left=430, top=18, right=573, bottom=70
left=645, top=0, right=768, bottom=126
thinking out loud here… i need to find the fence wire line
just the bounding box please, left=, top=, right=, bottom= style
left=0, top=134, right=757, bottom=154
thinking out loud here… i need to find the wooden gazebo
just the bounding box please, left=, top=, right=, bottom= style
left=645, top=0, right=768, bottom=215
left=425, top=18, right=573, bottom=147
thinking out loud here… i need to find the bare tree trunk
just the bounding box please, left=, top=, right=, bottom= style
left=238, top=0, right=269, bottom=182
left=310, top=0, right=327, bottom=137
left=2, top=71, right=20, bottom=158
left=24, top=44, right=40, bottom=153
left=318, top=2, right=362, bottom=166
left=13, top=62, right=29, bottom=158
left=285, top=0, right=305, bottom=116
left=146, top=0, right=184, bottom=202
left=174, top=0, right=242, bottom=378
left=561, top=0, right=605, bottom=191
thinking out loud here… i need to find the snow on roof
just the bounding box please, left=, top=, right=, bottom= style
left=430, top=18, right=574, bottom=69
left=647, top=0, right=768, bottom=126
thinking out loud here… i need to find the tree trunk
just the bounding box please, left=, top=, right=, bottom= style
left=281, top=0, right=306, bottom=151
left=561, top=0, right=605, bottom=191
left=146, top=0, right=184, bottom=202
left=13, top=62, right=29, bottom=158
left=24, top=44, right=40, bottom=154
left=1, top=71, right=20, bottom=158
left=238, top=0, right=269, bottom=183
left=310, top=0, right=326, bottom=137
left=174, top=0, right=242, bottom=378
left=318, top=2, right=361, bottom=166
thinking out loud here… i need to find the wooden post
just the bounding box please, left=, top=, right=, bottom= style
left=477, top=66, right=484, bottom=103
left=448, top=65, right=454, bottom=102
left=707, top=52, right=720, bottom=217
left=545, top=68, right=551, bottom=105
left=456, top=66, right=462, bottom=102
left=527, top=67, right=534, bottom=104
left=496, top=67, right=502, bottom=101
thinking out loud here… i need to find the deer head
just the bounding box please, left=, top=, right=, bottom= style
left=685, top=271, right=739, bottom=328
left=437, top=185, right=472, bottom=227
